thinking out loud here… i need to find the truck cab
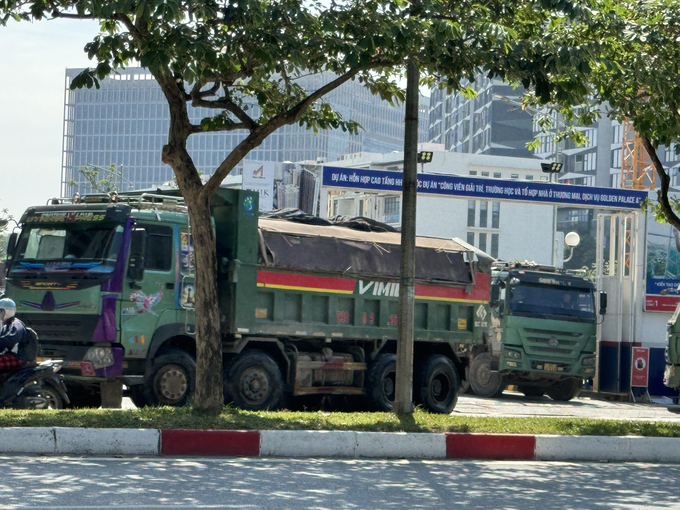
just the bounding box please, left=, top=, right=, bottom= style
left=467, top=261, right=606, bottom=400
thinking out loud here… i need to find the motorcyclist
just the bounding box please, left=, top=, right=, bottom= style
left=0, top=298, right=30, bottom=378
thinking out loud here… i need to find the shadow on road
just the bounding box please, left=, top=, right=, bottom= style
left=0, top=456, right=679, bottom=509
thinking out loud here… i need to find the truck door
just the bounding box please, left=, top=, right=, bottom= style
left=121, top=224, right=176, bottom=359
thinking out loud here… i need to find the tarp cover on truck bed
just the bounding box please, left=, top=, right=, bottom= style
left=258, top=218, right=492, bottom=285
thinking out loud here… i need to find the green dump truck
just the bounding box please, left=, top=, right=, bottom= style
left=664, top=303, right=680, bottom=390
left=466, top=261, right=606, bottom=401
left=2, top=188, right=495, bottom=413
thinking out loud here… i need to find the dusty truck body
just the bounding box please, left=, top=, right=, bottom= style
left=467, top=262, right=606, bottom=400
left=3, top=188, right=493, bottom=412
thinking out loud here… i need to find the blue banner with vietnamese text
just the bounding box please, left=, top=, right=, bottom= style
left=322, top=166, right=647, bottom=210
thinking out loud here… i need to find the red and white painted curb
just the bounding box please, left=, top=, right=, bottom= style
left=1, top=428, right=679, bottom=463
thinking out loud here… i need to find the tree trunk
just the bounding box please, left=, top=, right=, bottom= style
left=185, top=193, right=224, bottom=411
left=643, top=136, right=680, bottom=232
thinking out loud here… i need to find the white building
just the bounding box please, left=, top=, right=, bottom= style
left=321, top=149, right=564, bottom=265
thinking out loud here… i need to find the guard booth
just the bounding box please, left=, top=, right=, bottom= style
left=321, top=164, right=678, bottom=400
left=597, top=205, right=680, bottom=399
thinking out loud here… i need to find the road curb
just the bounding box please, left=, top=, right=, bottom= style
left=1, top=428, right=680, bottom=463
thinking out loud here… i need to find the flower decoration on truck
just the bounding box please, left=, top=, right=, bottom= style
left=122, top=286, right=164, bottom=315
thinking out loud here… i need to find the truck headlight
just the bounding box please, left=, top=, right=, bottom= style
left=582, top=356, right=596, bottom=366
left=84, top=346, right=114, bottom=369
left=503, top=349, right=522, bottom=359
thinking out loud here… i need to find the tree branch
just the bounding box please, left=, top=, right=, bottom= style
left=192, top=91, right=258, bottom=131
left=189, top=122, right=253, bottom=133
left=200, top=62, right=387, bottom=199
left=642, top=136, right=680, bottom=231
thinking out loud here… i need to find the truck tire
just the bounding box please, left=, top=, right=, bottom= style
left=469, top=353, right=505, bottom=398
left=147, top=349, right=196, bottom=406
left=364, top=353, right=396, bottom=412
left=414, top=355, right=459, bottom=414
left=518, top=385, right=545, bottom=398
left=225, top=350, right=284, bottom=411
left=546, top=378, right=582, bottom=401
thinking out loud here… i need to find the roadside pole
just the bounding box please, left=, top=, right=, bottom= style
left=394, top=59, right=418, bottom=415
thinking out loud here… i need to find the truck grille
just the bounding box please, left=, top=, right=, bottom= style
left=20, top=314, right=99, bottom=345
left=522, top=328, right=584, bottom=358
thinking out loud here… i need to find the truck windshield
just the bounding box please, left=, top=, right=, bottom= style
left=12, top=224, right=123, bottom=271
left=508, top=283, right=595, bottom=321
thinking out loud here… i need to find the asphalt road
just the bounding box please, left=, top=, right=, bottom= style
left=0, top=456, right=679, bottom=509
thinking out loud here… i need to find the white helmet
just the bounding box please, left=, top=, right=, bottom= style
left=0, top=298, right=16, bottom=323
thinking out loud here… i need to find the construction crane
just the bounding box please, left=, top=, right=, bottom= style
left=619, top=119, right=655, bottom=272
left=620, top=119, right=655, bottom=190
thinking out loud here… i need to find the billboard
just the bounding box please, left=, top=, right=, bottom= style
left=243, top=162, right=275, bottom=211
left=322, top=166, right=647, bottom=209
left=645, top=219, right=680, bottom=312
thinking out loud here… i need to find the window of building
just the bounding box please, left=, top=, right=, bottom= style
left=479, top=232, right=487, bottom=253
left=525, top=175, right=534, bottom=180
left=479, top=201, right=488, bottom=228
left=491, top=202, right=500, bottom=229
left=467, top=200, right=475, bottom=227
left=384, top=196, right=399, bottom=215
left=467, top=232, right=475, bottom=246
left=493, top=172, right=502, bottom=179
left=612, top=124, right=622, bottom=144
left=469, top=170, right=477, bottom=176
left=511, top=174, right=519, bottom=179
left=611, top=148, right=622, bottom=168
left=481, top=171, right=489, bottom=177
left=584, top=152, right=597, bottom=172
left=491, top=233, right=499, bottom=258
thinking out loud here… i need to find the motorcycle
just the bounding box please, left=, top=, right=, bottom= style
left=0, top=360, right=70, bottom=409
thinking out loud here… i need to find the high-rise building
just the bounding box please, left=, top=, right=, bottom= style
left=427, top=77, right=535, bottom=158
left=61, top=67, right=429, bottom=195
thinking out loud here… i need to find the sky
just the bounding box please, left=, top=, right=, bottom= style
left=0, top=18, right=100, bottom=220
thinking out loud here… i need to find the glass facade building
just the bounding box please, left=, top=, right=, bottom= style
left=428, top=77, right=535, bottom=159
left=61, top=67, right=428, bottom=195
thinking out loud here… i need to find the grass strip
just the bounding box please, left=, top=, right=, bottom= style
left=0, top=406, right=679, bottom=437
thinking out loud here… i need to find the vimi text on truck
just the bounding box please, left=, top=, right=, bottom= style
left=2, top=188, right=497, bottom=412
left=466, top=261, right=607, bottom=400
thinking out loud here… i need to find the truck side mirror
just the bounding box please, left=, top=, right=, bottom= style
left=599, top=292, right=607, bottom=315
left=6, top=232, right=18, bottom=259
left=127, top=228, right=146, bottom=281
left=490, top=283, right=500, bottom=308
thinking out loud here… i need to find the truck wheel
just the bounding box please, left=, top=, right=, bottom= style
left=225, top=350, right=284, bottom=411
left=147, top=349, right=196, bottom=406
left=414, top=355, right=460, bottom=414
left=469, top=353, right=505, bottom=398
left=518, top=386, right=545, bottom=398
left=546, top=378, right=582, bottom=401
left=364, top=353, right=396, bottom=412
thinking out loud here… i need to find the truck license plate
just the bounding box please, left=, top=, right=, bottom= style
left=544, top=363, right=557, bottom=371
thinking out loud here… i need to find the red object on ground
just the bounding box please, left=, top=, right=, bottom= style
left=161, top=430, right=260, bottom=456
left=446, top=433, right=535, bottom=460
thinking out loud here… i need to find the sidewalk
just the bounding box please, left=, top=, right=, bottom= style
left=2, top=427, right=680, bottom=463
